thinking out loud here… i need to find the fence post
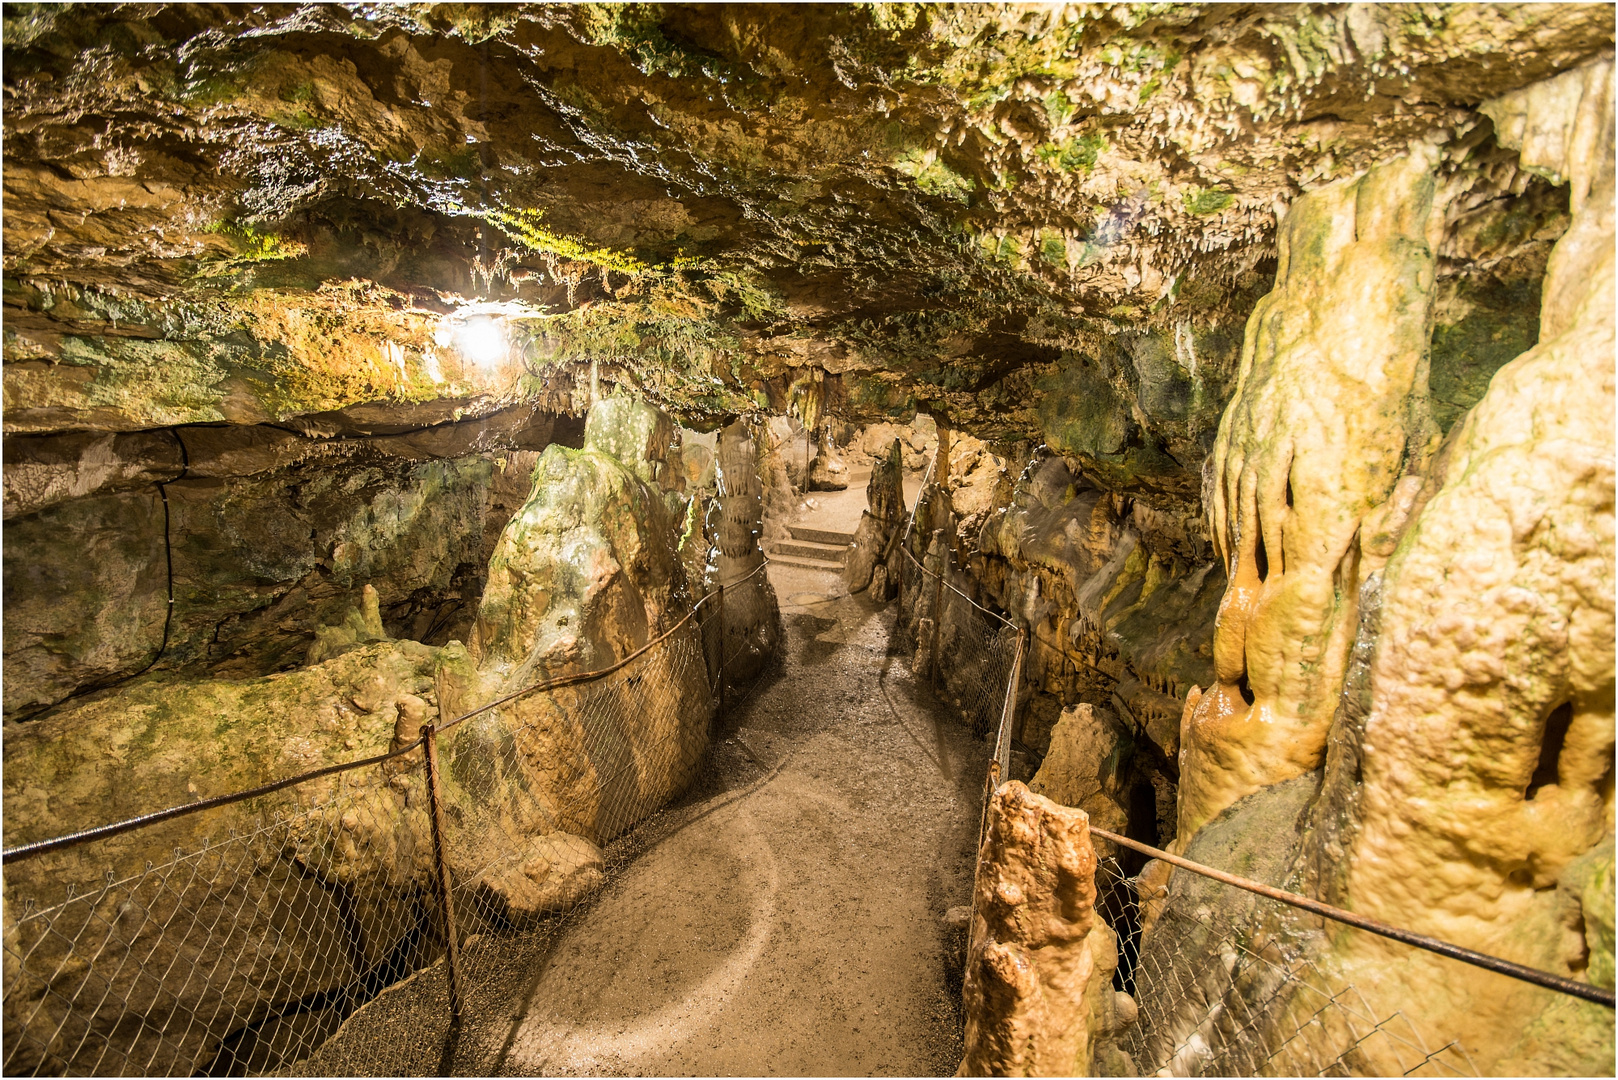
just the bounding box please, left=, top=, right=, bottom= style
left=996, top=629, right=1027, bottom=776
left=421, top=723, right=465, bottom=1026
left=929, top=529, right=946, bottom=685
left=717, top=580, right=727, bottom=714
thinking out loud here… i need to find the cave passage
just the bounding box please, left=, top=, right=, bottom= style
left=308, top=560, right=989, bottom=1077
left=497, top=562, right=986, bottom=1076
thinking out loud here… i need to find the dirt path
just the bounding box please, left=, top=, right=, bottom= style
left=491, top=564, right=989, bottom=1076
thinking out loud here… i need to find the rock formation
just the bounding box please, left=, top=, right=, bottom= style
left=807, top=427, right=851, bottom=492
left=2, top=4, right=1613, bottom=1076
left=1176, top=146, right=1443, bottom=846
left=1028, top=705, right=1130, bottom=856
left=1106, top=55, right=1616, bottom=1078
left=1330, top=56, right=1615, bottom=1074
left=712, top=419, right=782, bottom=686
left=844, top=438, right=904, bottom=594
left=1, top=395, right=761, bottom=1072
left=959, top=782, right=1119, bottom=1077
left=1, top=638, right=452, bottom=1075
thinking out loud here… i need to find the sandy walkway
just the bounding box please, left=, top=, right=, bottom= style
left=489, top=564, right=989, bottom=1076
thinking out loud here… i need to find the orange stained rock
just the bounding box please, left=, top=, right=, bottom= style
left=1177, top=147, right=1443, bottom=848
left=959, top=782, right=1118, bottom=1077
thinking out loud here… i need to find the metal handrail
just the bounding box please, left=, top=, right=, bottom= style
left=1, top=559, right=770, bottom=865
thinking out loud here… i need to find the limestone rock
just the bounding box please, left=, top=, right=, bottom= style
left=1178, top=147, right=1444, bottom=847
left=0, top=640, right=452, bottom=1075
left=471, top=832, right=606, bottom=928
left=467, top=398, right=713, bottom=845
left=807, top=432, right=849, bottom=491
left=306, top=583, right=389, bottom=665
left=1339, top=58, right=1614, bottom=1074
left=960, top=782, right=1117, bottom=1077
left=582, top=395, right=684, bottom=495
left=843, top=511, right=885, bottom=595
left=867, top=437, right=906, bottom=525
left=844, top=438, right=905, bottom=594
left=711, top=419, right=781, bottom=686
left=1027, top=704, right=1130, bottom=853
left=3, top=449, right=501, bottom=718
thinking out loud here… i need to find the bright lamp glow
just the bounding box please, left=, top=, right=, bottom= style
left=452, top=315, right=508, bottom=367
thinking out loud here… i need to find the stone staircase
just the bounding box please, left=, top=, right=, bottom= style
left=769, top=524, right=855, bottom=572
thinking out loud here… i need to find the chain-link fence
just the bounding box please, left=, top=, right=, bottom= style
left=920, top=441, right=1608, bottom=1077
left=895, top=483, right=1022, bottom=750
left=1092, top=855, right=1478, bottom=1078
left=3, top=563, right=775, bottom=1078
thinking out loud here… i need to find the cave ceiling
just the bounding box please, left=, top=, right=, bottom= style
left=3, top=2, right=1612, bottom=449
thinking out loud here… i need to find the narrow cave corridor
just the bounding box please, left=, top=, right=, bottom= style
left=3, top=4, right=1614, bottom=1078
left=271, top=557, right=991, bottom=1078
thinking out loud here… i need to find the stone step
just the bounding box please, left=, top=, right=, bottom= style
left=787, top=524, right=857, bottom=547
left=775, top=539, right=849, bottom=562
left=768, top=552, right=846, bottom=572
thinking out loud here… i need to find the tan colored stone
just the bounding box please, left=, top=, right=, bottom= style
left=1339, top=58, right=1614, bottom=1075
left=472, top=831, right=606, bottom=928
left=959, top=782, right=1117, bottom=1077
left=1027, top=703, right=1130, bottom=852
left=1178, top=147, right=1443, bottom=847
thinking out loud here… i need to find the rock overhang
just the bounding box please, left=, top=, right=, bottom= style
left=4, top=2, right=1611, bottom=458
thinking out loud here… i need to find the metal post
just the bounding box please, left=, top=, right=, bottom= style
left=717, top=580, right=727, bottom=713
left=421, top=723, right=465, bottom=1025
left=929, top=529, right=946, bottom=686
left=996, top=629, right=1027, bottom=776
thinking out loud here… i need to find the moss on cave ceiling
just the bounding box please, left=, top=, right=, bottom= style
left=2, top=2, right=1612, bottom=471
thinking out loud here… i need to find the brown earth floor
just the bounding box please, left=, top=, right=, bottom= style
left=479, top=563, right=989, bottom=1076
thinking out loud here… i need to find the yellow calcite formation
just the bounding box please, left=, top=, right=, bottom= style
left=959, top=783, right=1118, bottom=1077
left=1341, top=57, right=1614, bottom=1073
left=1177, top=148, right=1441, bottom=845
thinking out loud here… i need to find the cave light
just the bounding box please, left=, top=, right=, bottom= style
left=452, top=313, right=510, bottom=367
left=434, top=300, right=540, bottom=375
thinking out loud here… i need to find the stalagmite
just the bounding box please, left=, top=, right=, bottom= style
left=959, top=783, right=1118, bottom=1077
left=844, top=437, right=904, bottom=594
left=714, top=419, right=782, bottom=683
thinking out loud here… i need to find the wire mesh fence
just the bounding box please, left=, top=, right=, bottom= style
left=2, top=564, right=774, bottom=1078
left=895, top=504, right=1021, bottom=746
left=896, top=441, right=1501, bottom=1077
left=1092, top=855, right=1478, bottom=1078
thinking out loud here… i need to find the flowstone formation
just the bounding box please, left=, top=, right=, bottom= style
left=1329, top=56, right=1616, bottom=1074
left=1177, top=146, right=1443, bottom=846
left=1101, top=55, right=1615, bottom=1078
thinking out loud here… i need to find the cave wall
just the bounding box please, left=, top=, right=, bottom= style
left=2, top=405, right=584, bottom=718
left=2, top=394, right=772, bottom=1074
left=914, top=50, right=1612, bottom=1080
left=0, top=4, right=1613, bottom=1075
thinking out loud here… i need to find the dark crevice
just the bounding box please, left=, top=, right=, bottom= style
left=1252, top=531, right=1268, bottom=583
left=1236, top=673, right=1256, bottom=707
left=1526, top=701, right=1574, bottom=800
